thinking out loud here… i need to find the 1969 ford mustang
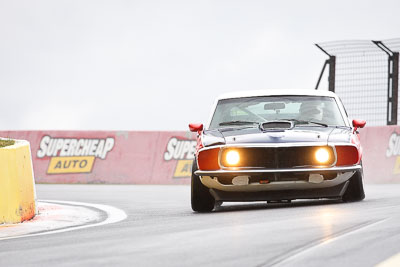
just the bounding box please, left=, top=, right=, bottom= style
left=189, top=90, right=366, bottom=212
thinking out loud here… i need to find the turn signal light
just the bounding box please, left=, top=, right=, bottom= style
left=335, top=146, right=360, bottom=166
left=197, top=148, right=220, bottom=170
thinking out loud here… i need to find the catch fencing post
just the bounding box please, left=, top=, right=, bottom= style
left=373, top=41, right=399, bottom=125
left=315, top=44, right=336, bottom=92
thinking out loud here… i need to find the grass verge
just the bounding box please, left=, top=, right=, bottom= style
left=0, top=139, right=15, bottom=148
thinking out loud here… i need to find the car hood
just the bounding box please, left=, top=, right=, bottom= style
left=202, top=126, right=352, bottom=147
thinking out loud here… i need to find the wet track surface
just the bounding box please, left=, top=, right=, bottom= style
left=1, top=184, right=400, bottom=266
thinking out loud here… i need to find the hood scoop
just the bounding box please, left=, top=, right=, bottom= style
left=261, top=121, right=294, bottom=132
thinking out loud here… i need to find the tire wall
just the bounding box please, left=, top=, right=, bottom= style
left=0, top=127, right=396, bottom=184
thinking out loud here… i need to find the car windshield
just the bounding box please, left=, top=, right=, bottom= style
left=209, top=95, right=346, bottom=130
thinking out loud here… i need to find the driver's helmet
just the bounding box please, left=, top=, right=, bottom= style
left=299, top=102, right=323, bottom=121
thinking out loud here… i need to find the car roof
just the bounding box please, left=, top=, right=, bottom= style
left=216, top=89, right=337, bottom=100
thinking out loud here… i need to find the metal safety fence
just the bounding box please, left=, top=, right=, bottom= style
left=315, top=38, right=400, bottom=126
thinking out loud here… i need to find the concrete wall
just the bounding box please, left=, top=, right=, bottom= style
left=0, top=127, right=398, bottom=185
left=359, top=125, right=400, bottom=183
left=0, top=131, right=196, bottom=184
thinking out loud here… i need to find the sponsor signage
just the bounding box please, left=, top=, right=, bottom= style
left=164, top=137, right=196, bottom=178
left=37, top=136, right=115, bottom=174
left=0, top=130, right=195, bottom=184
left=386, top=132, right=400, bottom=174
left=359, top=126, right=400, bottom=183
left=3, top=128, right=399, bottom=184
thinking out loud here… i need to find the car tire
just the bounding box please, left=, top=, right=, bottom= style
left=191, top=160, right=215, bottom=212
left=342, top=168, right=365, bottom=202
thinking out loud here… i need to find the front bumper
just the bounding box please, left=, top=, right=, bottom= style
left=195, top=165, right=361, bottom=193
left=195, top=165, right=361, bottom=177
left=209, top=182, right=350, bottom=202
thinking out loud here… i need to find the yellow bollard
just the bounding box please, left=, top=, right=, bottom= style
left=0, top=140, right=36, bottom=224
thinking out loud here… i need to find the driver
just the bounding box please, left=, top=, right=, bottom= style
left=298, top=102, right=323, bottom=121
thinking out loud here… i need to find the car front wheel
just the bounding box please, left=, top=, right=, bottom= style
left=342, top=168, right=365, bottom=202
left=191, top=160, right=215, bottom=212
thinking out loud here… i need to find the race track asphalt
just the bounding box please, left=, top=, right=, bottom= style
left=0, top=184, right=400, bottom=267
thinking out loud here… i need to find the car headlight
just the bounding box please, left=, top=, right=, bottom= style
left=315, top=148, right=330, bottom=164
left=225, top=150, right=240, bottom=166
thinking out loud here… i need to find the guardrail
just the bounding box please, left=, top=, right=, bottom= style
left=0, top=140, right=36, bottom=224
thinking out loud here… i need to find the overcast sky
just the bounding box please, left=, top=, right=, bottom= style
left=1, top=0, right=399, bottom=131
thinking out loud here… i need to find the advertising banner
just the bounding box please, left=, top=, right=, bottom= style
left=359, top=125, right=400, bottom=183
left=0, top=131, right=196, bottom=184
left=0, top=126, right=398, bottom=184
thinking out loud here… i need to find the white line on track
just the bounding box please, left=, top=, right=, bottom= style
left=376, top=252, right=400, bottom=267
left=0, top=200, right=127, bottom=241
left=265, top=218, right=389, bottom=267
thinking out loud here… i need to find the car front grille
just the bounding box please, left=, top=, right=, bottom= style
left=219, top=146, right=335, bottom=168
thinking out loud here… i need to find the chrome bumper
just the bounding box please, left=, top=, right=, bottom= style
left=194, top=165, right=361, bottom=177
left=196, top=165, right=361, bottom=193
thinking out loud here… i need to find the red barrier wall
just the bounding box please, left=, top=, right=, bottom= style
left=359, top=126, right=400, bottom=184
left=0, top=131, right=196, bottom=184
left=0, top=127, right=398, bottom=184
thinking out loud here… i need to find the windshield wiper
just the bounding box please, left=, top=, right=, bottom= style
left=297, top=120, right=328, bottom=127
left=280, top=119, right=328, bottom=127
left=219, top=120, right=260, bottom=126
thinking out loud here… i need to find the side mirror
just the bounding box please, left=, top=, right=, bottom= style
left=189, top=123, right=203, bottom=132
left=352, top=119, right=366, bottom=131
